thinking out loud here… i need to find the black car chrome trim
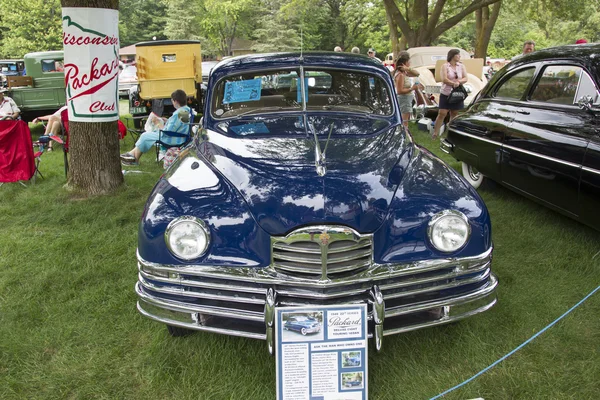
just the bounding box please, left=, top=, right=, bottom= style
left=502, top=143, right=581, bottom=169
left=448, top=127, right=501, bottom=146
left=582, top=166, right=600, bottom=176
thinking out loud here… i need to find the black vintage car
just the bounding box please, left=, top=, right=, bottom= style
left=441, top=44, right=600, bottom=231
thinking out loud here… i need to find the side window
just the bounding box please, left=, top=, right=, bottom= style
left=41, top=59, right=64, bottom=73
left=575, top=69, right=600, bottom=105
left=494, top=68, right=535, bottom=99
left=530, top=65, right=584, bottom=105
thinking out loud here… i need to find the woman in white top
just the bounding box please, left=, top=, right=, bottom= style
left=432, top=49, right=468, bottom=139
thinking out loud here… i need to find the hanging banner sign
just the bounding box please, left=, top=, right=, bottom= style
left=276, top=304, right=368, bottom=400
left=62, top=8, right=120, bottom=122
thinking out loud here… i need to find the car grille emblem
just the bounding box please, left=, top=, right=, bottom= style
left=319, top=232, right=330, bottom=246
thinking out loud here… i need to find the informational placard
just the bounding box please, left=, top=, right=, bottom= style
left=223, top=79, right=262, bottom=104
left=276, top=304, right=368, bottom=400
left=62, top=8, right=120, bottom=122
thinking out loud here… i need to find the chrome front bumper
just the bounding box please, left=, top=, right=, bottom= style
left=136, top=247, right=497, bottom=354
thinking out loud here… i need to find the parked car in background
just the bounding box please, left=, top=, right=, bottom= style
left=407, top=47, right=487, bottom=117
left=442, top=44, right=600, bottom=231
left=129, top=40, right=202, bottom=127
left=134, top=52, right=497, bottom=354
left=284, top=316, right=321, bottom=335
left=118, top=64, right=137, bottom=98
left=383, top=53, right=395, bottom=72
left=201, top=61, right=218, bottom=84
left=0, top=59, right=25, bottom=87
left=5, top=51, right=65, bottom=120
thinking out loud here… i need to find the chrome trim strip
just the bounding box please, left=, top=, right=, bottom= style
left=448, top=127, right=501, bottom=146
left=136, top=282, right=265, bottom=322
left=382, top=292, right=497, bottom=336
left=138, top=268, right=267, bottom=295
left=137, top=246, right=493, bottom=290
left=440, top=139, right=454, bottom=154
left=449, top=127, right=586, bottom=169
left=502, top=143, right=581, bottom=169
left=379, top=261, right=490, bottom=292
left=138, top=274, right=266, bottom=305
left=385, top=274, right=498, bottom=318
left=382, top=268, right=491, bottom=300
left=137, top=301, right=267, bottom=340
left=582, top=165, right=600, bottom=176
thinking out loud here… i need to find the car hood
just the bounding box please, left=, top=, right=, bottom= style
left=197, top=124, right=410, bottom=236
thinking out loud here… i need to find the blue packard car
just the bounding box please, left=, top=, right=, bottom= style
left=283, top=315, right=321, bottom=335
left=135, top=52, right=498, bottom=354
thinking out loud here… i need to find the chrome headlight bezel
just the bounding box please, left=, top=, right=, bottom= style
left=427, top=210, right=471, bottom=253
left=165, top=216, right=211, bottom=260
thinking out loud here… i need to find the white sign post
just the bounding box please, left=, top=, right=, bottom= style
left=276, top=304, right=368, bottom=400
left=62, top=8, right=120, bottom=122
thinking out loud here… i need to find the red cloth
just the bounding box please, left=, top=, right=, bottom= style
left=0, top=120, right=35, bottom=182
left=118, top=120, right=127, bottom=139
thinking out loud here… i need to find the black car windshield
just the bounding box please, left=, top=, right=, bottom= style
left=211, top=68, right=392, bottom=118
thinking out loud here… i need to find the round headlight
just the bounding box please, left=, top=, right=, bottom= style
left=165, top=216, right=210, bottom=260
left=428, top=210, right=471, bottom=253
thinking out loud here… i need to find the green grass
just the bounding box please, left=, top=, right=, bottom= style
left=0, top=121, right=599, bottom=399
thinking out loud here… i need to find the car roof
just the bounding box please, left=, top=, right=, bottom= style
left=506, top=43, right=600, bottom=81
left=406, top=47, right=470, bottom=67
left=211, top=52, right=387, bottom=78
left=510, top=43, right=600, bottom=65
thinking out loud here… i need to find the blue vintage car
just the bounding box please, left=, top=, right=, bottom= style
left=135, top=52, right=498, bottom=354
left=283, top=315, right=321, bottom=335
left=344, top=379, right=363, bottom=388
left=344, top=356, right=361, bottom=367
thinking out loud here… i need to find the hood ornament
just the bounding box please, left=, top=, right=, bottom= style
left=309, top=122, right=334, bottom=177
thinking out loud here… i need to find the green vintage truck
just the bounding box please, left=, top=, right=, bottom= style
left=6, top=51, right=65, bottom=121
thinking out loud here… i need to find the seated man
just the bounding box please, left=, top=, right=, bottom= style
left=32, top=105, right=68, bottom=151
left=120, top=89, right=191, bottom=165
left=0, top=88, right=20, bottom=120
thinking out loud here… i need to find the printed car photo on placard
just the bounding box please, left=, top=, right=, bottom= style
left=342, top=351, right=361, bottom=368
left=341, top=372, right=364, bottom=390
left=281, top=311, right=324, bottom=342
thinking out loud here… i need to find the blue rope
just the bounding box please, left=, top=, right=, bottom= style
left=429, top=285, right=600, bottom=400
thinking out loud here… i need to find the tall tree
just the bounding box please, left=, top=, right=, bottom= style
left=382, top=0, right=502, bottom=48
left=474, top=0, right=501, bottom=58
left=0, top=0, right=62, bottom=57
left=119, top=0, right=168, bottom=46
left=61, top=0, right=123, bottom=195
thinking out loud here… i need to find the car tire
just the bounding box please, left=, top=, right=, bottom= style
left=166, top=325, right=194, bottom=337
left=301, top=328, right=307, bottom=336
left=461, top=162, right=484, bottom=189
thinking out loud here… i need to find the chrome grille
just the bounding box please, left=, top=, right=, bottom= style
left=271, top=226, right=372, bottom=278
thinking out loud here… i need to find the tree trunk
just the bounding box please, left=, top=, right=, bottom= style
left=385, top=6, right=401, bottom=58
left=384, top=0, right=502, bottom=48
left=474, top=1, right=502, bottom=59
left=61, top=0, right=123, bottom=195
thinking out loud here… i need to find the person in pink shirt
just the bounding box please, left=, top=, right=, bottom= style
left=432, top=49, right=468, bottom=139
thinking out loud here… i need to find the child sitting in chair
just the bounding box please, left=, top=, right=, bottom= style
left=120, top=89, right=190, bottom=165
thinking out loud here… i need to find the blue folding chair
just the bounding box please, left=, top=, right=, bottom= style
left=155, top=110, right=195, bottom=163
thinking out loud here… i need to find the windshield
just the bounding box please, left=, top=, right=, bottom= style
left=211, top=68, right=393, bottom=118
left=120, top=66, right=137, bottom=78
